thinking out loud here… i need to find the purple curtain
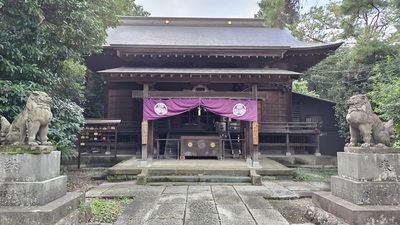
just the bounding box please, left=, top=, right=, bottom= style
left=143, top=98, right=257, bottom=122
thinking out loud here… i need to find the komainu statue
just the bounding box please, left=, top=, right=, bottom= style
left=346, top=94, right=395, bottom=147
left=0, top=91, right=53, bottom=146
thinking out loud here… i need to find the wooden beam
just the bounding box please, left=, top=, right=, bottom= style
left=132, top=90, right=268, bottom=100
left=106, top=75, right=291, bottom=84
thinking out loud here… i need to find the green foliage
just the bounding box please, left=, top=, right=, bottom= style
left=292, top=80, right=319, bottom=97
left=90, top=197, right=133, bottom=223
left=258, top=0, right=400, bottom=43
left=369, top=56, right=400, bottom=145
left=289, top=3, right=342, bottom=43
left=0, top=0, right=148, bottom=159
left=49, top=97, right=84, bottom=160
left=83, top=72, right=104, bottom=118
left=255, top=0, right=300, bottom=28
left=340, top=0, right=400, bottom=42
left=0, top=80, right=44, bottom=118
left=304, top=40, right=397, bottom=140
left=294, top=168, right=337, bottom=182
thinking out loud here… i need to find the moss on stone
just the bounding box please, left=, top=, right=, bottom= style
left=0, top=144, right=52, bottom=154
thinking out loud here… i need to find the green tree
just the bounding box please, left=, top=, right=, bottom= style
left=292, top=80, right=319, bottom=97
left=256, top=0, right=400, bottom=141
left=0, top=0, right=149, bottom=158
left=369, top=56, right=400, bottom=146
left=300, top=0, right=399, bottom=43
left=255, top=0, right=301, bottom=28
left=304, top=40, right=398, bottom=140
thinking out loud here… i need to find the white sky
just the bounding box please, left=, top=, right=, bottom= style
left=135, top=0, right=330, bottom=18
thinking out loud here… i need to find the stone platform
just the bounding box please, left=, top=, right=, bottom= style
left=0, top=151, right=83, bottom=224
left=313, top=191, right=400, bottom=225
left=313, top=147, right=400, bottom=225
left=0, top=192, right=84, bottom=225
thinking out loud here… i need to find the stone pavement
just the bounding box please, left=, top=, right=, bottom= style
left=86, top=180, right=330, bottom=225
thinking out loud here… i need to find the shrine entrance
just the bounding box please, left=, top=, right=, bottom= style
left=143, top=98, right=257, bottom=160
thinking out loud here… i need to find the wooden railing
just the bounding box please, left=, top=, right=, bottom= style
left=258, top=122, right=322, bottom=156
left=259, top=122, right=322, bottom=134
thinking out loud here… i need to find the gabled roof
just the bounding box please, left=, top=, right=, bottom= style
left=106, top=17, right=342, bottom=51
left=293, top=92, right=336, bottom=104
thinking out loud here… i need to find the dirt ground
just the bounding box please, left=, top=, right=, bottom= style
left=66, top=168, right=107, bottom=192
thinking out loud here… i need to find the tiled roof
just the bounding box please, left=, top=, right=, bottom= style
left=105, top=17, right=341, bottom=50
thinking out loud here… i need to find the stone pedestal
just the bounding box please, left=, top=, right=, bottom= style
left=0, top=151, right=84, bottom=225
left=313, top=147, right=400, bottom=225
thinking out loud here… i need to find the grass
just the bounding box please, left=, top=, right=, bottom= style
left=89, top=197, right=133, bottom=223
left=294, top=168, right=338, bottom=182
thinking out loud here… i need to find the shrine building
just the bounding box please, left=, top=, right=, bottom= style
left=83, top=16, right=344, bottom=166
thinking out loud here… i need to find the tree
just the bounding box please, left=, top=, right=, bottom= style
left=292, top=80, right=319, bottom=97
left=294, top=0, right=400, bottom=43
left=0, top=0, right=149, bottom=158
left=256, top=0, right=400, bottom=141
left=304, top=40, right=398, bottom=140
left=255, top=0, right=301, bottom=28
left=369, top=55, right=400, bottom=146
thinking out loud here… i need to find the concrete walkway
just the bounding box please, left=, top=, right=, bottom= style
left=86, top=180, right=330, bottom=225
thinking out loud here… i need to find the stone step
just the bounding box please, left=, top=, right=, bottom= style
left=147, top=175, right=252, bottom=183
left=147, top=168, right=250, bottom=177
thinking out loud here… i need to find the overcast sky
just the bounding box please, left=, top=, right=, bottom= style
left=135, top=0, right=330, bottom=18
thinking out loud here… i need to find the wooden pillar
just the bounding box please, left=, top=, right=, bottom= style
left=252, top=122, right=259, bottom=162
left=246, top=122, right=253, bottom=164
left=148, top=120, right=154, bottom=159
left=285, top=132, right=291, bottom=156
left=141, top=83, right=149, bottom=160
left=315, top=134, right=321, bottom=156
left=103, top=78, right=109, bottom=117
left=251, top=85, right=259, bottom=164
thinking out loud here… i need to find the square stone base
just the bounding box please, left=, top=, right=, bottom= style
left=338, top=149, right=400, bottom=181
left=0, top=192, right=84, bottom=225
left=313, top=191, right=400, bottom=225
left=331, top=176, right=400, bottom=205
left=0, top=151, right=60, bottom=182
left=0, top=175, right=67, bottom=206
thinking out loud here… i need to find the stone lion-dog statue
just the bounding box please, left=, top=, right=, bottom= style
left=0, top=91, right=53, bottom=146
left=346, top=94, right=395, bottom=147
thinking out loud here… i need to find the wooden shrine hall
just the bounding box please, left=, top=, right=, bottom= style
left=83, top=16, right=343, bottom=166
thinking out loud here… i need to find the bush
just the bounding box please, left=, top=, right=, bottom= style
left=49, top=97, right=84, bottom=160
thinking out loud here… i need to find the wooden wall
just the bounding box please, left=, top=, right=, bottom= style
left=259, top=91, right=290, bottom=122
left=107, top=89, right=137, bottom=121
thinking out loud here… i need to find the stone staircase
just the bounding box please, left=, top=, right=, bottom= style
left=145, top=168, right=252, bottom=184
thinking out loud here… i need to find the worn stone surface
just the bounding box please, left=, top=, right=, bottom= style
left=0, top=175, right=67, bottom=206
left=187, top=199, right=217, bottom=214
left=331, top=176, right=400, bottom=205
left=338, top=151, right=400, bottom=181
left=149, top=203, right=186, bottom=220
left=0, top=192, right=84, bottom=225
left=115, top=196, right=160, bottom=225
left=344, top=147, right=400, bottom=154
left=86, top=181, right=333, bottom=225
left=249, top=208, right=290, bottom=225
left=313, top=191, right=400, bottom=225
left=0, top=151, right=61, bottom=182
left=185, top=213, right=219, bottom=225
left=136, top=173, right=147, bottom=185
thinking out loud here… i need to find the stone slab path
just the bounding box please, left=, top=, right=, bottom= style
left=86, top=181, right=330, bottom=225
